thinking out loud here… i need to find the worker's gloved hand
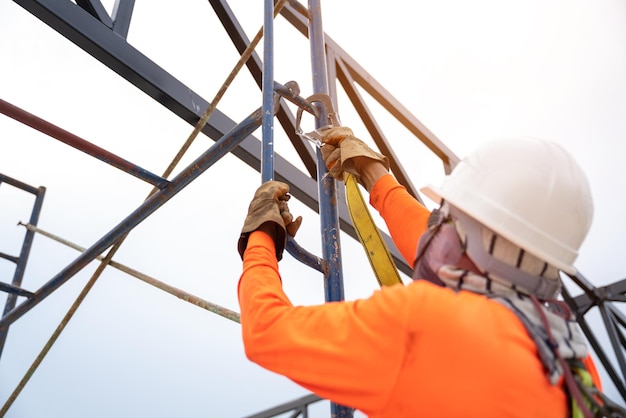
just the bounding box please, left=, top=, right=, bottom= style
left=238, top=181, right=303, bottom=260
left=320, top=126, right=389, bottom=182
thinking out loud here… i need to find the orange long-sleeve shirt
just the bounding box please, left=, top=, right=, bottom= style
left=238, top=174, right=600, bottom=417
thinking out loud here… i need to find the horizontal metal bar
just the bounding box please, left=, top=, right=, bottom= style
left=0, top=252, right=19, bottom=264
left=0, top=173, right=41, bottom=195
left=0, top=98, right=169, bottom=189
left=0, top=282, right=33, bottom=297
left=273, top=81, right=318, bottom=117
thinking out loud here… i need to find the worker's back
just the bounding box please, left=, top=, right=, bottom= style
left=381, top=280, right=568, bottom=417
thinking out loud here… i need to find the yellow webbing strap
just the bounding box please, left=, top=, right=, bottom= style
left=295, top=93, right=402, bottom=288
left=344, top=173, right=403, bottom=287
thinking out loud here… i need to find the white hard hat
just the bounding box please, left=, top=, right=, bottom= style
left=421, top=137, right=593, bottom=275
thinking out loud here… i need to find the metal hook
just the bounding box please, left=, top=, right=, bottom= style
left=295, top=93, right=341, bottom=147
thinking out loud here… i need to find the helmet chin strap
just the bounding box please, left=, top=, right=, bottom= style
left=448, top=205, right=561, bottom=300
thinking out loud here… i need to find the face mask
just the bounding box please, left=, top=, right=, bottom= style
left=412, top=205, right=561, bottom=300
left=412, top=209, right=481, bottom=285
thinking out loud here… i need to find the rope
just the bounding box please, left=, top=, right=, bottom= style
left=18, top=222, right=240, bottom=322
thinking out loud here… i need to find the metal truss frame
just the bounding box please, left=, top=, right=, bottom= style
left=0, top=174, right=46, bottom=354
left=2, top=0, right=625, bottom=415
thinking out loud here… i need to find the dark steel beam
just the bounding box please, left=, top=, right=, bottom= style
left=111, top=0, right=134, bottom=38
left=570, top=277, right=626, bottom=312
left=75, top=0, right=112, bottom=28
left=562, top=276, right=626, bottom=399
left=11, top=0, right=412, bottom=276
left=335, top=57, right=423, bottom=203
left=326, top=36, right=460, bottom=173
left=280, top=2, right=459, bottom=191
left=279, top=2, right=459, bottom=173
left=13, top=0, right=224, bottom=139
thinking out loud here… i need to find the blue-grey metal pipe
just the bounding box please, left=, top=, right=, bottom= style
left=265, top=2, right=327, bottom=284
left=272, top=81, right=318, bottom=118
left=0, top=103, right=269, bottom=330
left=307, top=0, right=345, bottom=307
left=285, top=236, right=324, bottom=273
left=261, top=0, right=275, bottom=183
left=308, top=1, right=351, bottom=417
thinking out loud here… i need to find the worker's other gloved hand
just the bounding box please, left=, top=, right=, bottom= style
left=238, top=181, right=303, bottom=260
left=320, top=126, right=389, bottom=182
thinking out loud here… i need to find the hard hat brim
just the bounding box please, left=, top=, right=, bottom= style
left=420, top=184, right=442, bottom=206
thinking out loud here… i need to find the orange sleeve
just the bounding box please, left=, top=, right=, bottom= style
left=582, top=354, right=603, bottom=391
left=369, top=174, right=431, bottom=266
left=238, top=230, right=411, bottom=413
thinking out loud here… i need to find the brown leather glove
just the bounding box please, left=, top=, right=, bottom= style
left=320, top=126, right=389, bottom=182
left=238, top=181, right=302, bottom=260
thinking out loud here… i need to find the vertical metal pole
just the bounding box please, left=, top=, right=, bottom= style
left=261, top=0, right=275, bottom=183
left=307, top=1, right=352, bottom=417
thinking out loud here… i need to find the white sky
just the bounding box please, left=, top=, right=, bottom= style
left=1, top=1, right=626, bottom=417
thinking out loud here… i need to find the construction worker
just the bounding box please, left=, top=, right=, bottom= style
left=237, top=127, right=607, bottom=417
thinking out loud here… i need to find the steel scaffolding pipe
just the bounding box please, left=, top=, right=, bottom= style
left=0, top=98, right=169, bottom=189
left=0, top=174, right=46, bottom=357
